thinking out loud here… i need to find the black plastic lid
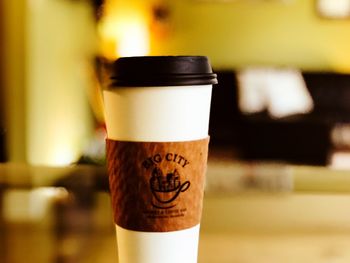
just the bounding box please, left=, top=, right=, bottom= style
left=109, top=56, right=217, bottom=87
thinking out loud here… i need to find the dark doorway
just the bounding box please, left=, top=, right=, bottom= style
left=0, top=0, right=6, bottom=162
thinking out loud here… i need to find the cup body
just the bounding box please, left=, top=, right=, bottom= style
left=103, top=85, right=212, bottom=142
left=103, top=56, right=217, bottom=263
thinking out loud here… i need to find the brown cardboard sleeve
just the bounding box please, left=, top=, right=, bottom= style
left=106, top=138, right=209, bottom=232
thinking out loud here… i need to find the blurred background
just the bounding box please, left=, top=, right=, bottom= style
left=3, top=1, right=350, bottom=262
left=0, top=0, right=350, bottom=168
left=2, top=0, right=350, bottom=167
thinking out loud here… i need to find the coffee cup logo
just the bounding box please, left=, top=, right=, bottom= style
left=150, top=167, right=190, bottom=209
left=142, top=153, right=191, bottom=210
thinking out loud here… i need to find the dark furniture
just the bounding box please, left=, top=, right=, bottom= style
left=209, top=71, right=350, bottom=166
left=0, top=128, right=5, bottom=162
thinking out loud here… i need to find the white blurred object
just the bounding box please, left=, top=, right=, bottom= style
left=3, top=187, right=69, bottom=223
left=330, top=151, right=350, bottom=170
left=317, top=0, right=350, bottom=19
left=330, top=124, right=350, bottom=169
left=237, top=68, right=314, bottom=118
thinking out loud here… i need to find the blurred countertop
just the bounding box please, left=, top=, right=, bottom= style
left=1, top=161, right=350, bottom=262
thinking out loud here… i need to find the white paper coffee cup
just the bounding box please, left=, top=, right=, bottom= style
left=103, top=56, right=217, bottom=263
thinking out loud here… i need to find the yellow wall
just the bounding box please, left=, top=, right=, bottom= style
left=150, top=0, right=350, bottom=71
left=2, top=0, right=97, bottom=164
left=26, top=0, right=97, bottom=165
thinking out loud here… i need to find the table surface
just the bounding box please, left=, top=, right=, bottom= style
left=1, top=162, right=350, bottom=263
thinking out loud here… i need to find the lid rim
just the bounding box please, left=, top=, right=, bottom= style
left=109, top=56, right=217, bottom=88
